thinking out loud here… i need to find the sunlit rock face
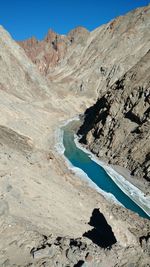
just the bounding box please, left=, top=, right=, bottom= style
left=19, top=5, right=150, bottom=99
left=18, top=27, right=89, bottom=75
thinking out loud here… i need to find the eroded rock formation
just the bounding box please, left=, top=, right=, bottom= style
left=18, top=27, right=89, bottom=75
left=19, top=5, right=150, bottom=98
left=78, top=50, right=150, bottom=194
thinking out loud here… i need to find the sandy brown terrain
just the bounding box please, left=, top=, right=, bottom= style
left=0, top=5, right=150, bottom=267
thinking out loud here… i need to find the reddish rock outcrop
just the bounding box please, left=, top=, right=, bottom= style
left=18, top=27, right=89, bottom=75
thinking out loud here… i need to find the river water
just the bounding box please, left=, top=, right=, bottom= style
left=62, top=121, right=149, bottom=220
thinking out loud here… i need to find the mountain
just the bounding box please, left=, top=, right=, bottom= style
left=19, top=5, right=150, bottom=98
left=0, top=4, right=150, bottom=267
left=18, top=27, right=89, bottom=75
left=78, top=50, right=150, bottom=194
left=19, top=5, right=150, bottom=193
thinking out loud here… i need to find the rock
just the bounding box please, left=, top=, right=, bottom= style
left=32, top=245, right=56, bottom=259
left=78, top=50, right=150, bottom=193
left=85, top=253, right=93, bottom=262
left=18, top=5, right=150, bottom=99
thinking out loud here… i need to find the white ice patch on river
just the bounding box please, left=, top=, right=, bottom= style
left=55, top=116, right=80, bottom=155
left=55, top=119, right=122, bottom=206
left=54, top=116, right=150, bottom=217
left=74, top=134, right=150, bottom=217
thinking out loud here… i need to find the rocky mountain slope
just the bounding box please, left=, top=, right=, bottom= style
left=19, top=5, right=150, bottom=191
left=0, top=25, right=96, bottom=266
left=19, top=5, right=150, bottom=98
left=0, top=4, right=150, bottom=267
left=18, top=27, right=89, bottom=75
left=78, top=49, right=150, bottom=194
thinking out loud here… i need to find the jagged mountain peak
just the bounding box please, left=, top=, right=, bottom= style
left=18, top=5, right=150, bottom=98
left=44, top=28, right=58, bottom=42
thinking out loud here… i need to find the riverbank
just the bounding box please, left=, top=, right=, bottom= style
left=74, top=131, right=150, bottom=218
left=56, top=117, right=150, bottom=218
left=112, top=165, right=150, bottom=196
left=55, top=121, right=121, bottom=206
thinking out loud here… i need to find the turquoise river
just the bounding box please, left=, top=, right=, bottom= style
left=62, top=122, right=150, bottom=220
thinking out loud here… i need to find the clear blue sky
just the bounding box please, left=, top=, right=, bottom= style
left=0, top=0, right=149, bottom=40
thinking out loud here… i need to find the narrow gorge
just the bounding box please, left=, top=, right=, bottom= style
left=0, top=3, right=150, bottom=267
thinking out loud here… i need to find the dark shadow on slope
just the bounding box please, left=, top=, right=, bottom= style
left=83, top=208, right=117, bottom=248
left=125, top=110, right=141, bottom=125
left=77, top=96, right=109, bottom=144
left=74, top=260, right=85, bottom=267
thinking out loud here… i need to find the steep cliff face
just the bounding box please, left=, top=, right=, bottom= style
left=78, top=50, right=150, bottom=191
left=19, top=5, right=150, bottom=98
